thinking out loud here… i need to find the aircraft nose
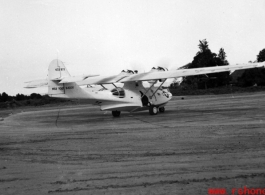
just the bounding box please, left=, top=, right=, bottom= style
left=168, top=92, right=173, bottom=98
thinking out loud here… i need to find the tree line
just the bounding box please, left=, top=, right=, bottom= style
left=175, top=39, right=265, bottom=89
left=0, top=92, right=42, bottom=103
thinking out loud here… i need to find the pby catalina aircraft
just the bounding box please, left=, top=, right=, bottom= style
left=25, top=59, right=265, bottom=117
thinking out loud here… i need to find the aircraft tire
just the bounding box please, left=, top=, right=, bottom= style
left=149, top=106, right=158, bottom=115
left=112, top=111, right=121, bottom=117
left=159, top=107, right=165, bottom=113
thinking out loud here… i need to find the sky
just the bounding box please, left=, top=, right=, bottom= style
left=1, top=0, right=265, bottom=95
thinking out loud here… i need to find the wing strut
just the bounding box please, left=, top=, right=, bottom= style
left=142, top=81, right=157, bottom=97
left=100, top=84, right=107, bottom=90
left=150, top=79, right=167, bottom=98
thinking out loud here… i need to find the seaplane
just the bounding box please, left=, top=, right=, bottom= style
left=25, top=59, right=265, bottom=117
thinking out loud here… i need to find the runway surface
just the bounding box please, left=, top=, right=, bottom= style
left=0, top=93, right=265, bottom=194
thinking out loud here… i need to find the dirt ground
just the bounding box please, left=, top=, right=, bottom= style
left=0, top=93, right=265, bottom=195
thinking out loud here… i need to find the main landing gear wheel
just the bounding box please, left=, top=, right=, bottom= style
left=149, top=106, right=158, bottom=115
left=112, top=111, right=121, bottom=117
left=159, top=107, right=165, bottom=113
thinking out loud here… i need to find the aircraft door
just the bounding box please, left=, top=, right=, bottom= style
left=140, top=91, right=149, bottom=106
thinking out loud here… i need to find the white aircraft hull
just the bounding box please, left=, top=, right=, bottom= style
left=51, top=81, right=172, bottom=112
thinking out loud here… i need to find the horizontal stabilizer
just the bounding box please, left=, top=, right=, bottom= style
left=24, top=74, right=99, bottom=88
left=24, top=79, right=48, bottom=88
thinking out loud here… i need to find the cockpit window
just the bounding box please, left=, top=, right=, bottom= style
left=111, top=87, right=125, bottom=98
left=127, top=70, right=134, bottom=74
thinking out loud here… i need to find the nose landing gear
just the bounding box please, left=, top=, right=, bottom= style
left=149, top=106, right=165, bottom=115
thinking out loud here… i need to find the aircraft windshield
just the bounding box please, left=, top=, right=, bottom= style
left=111, top=87, right=125, bottom=98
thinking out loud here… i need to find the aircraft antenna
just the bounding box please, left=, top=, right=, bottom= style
left=56, top=49, right=61, bottom=78
left=56, top=49, right=59, bottom=63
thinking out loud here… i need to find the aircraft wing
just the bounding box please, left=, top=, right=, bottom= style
left=24, top=79, right=48, bottom=88
left=25, top=62, right=265, bottom=87
left=120, top=62, right=265, bottom=82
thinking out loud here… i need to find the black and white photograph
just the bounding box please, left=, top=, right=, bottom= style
left=1, top=0, right=265, bottom=194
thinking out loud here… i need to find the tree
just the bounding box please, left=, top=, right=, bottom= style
left=198, top=39, right=209, bottom=53
left=181, top=40, right=230, bottom=89
left=30, top=93, right=42, bottom=99
left=218, top=48, right=229, bottom=65
left=257, top=48, right=265, bottom=62
left=237, top=48, right=265, bottom=87
left=15, top=93, right=26, bottom=101
left=1, top=92, right=9, bottom=102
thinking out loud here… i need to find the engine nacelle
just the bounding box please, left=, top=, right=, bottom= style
left=150, top=66, right=168, bottom=72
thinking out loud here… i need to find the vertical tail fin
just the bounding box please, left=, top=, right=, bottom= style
left=48, top=59, right=70, bottom=95
left=47, top=59, right=90, bottom=99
